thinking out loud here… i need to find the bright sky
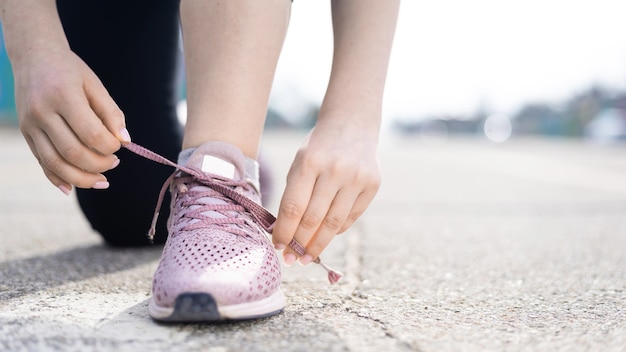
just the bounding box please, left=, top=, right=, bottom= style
left=273, top=0, right=626, bottom=121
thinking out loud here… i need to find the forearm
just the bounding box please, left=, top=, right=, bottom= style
left=0, top=0, right=69, bottom=65
left=320, top=0, right=400, bottom=126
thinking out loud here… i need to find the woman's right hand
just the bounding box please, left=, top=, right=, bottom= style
left=13, top=47, right=130, bottom=195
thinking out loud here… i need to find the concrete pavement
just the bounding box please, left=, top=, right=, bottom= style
left=1, top=126, right=625, bottom=351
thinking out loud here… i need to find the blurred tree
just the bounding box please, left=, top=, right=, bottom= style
left=513, top=103, right=562, bottom=135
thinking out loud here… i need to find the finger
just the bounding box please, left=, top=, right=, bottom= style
left=298, top=187, right=358, bottom=265
left=84, top=72, right=131, bottom=144
left=22, top=133, right=72, bottom=195
left=57, top=89, right=121, bottom=156
left=284, top=175, right=342, bottom=262
left=42, top=168, right=73, bottom=195
left=45, top=114, right=120, bottom=174
left=272, top=168, right=316, bottom=261
left=338, top=188, right=378, bottom=234
left=338, top=169, right=381, bottom=233
left=30, top=130, right=109, bottom=190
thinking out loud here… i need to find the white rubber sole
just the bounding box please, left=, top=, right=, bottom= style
left=148, top=289, right=285, bottom=322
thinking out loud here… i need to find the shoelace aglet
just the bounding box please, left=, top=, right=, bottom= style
left=147, top=228, right=155, bottom=244
left=314, top=258, right=343, bottom=285
left=288, top=238, right=343, bottom=284
left=147, top=211, right=159, bottom=244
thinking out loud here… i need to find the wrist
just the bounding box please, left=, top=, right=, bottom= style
left=315, top=105, right=382, bottom=144
left=318, top=87, right=383, bottom=132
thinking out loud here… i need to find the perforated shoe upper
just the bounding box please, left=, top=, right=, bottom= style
left=151, top=142, right=281, bottom=308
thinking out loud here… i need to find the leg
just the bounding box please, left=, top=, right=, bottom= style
left=147, top=0, right=292, bottom=322
left=180, top=0, right=291, bottom=157
left=57, top=0, right=183, bottom=246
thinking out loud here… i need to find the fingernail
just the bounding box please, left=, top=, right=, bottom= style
left=110, top=158, right=120, bottom=170
left=274, top=243, right=286, bottom=250
left=119, top=128, right=131, bottom=143
left=299, top=254, right=313, bottom=266
left=58, top=185, right=71, bottom=196
left=284, top=253, right=297, bottom=267
left=93, top=181, right=110, bottom=189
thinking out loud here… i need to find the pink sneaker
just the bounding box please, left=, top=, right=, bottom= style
left=149, top=142, right=283, bottom=321
left=121, top=142, right=342, bottom=322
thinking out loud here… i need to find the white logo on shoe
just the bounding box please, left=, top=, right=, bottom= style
left=201, top=155, right=236, bottom=179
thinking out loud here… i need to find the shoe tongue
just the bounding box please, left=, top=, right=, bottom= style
left=182, top=141, right=261, bottom=205
left=184, top=142, right=246, bottom=181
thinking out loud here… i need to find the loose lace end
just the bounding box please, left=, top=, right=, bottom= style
left=327, top=270, right=343, bottom=285
left=147, top=211, right=159, bottom=244
left=315, top=258, right=343, bottom=285
left=147, top=228, right=155, bottom=244
left=289, top=238, right=343, bottom=284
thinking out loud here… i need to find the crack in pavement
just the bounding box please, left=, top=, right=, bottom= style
left=336, top=222, right=423, bottom=352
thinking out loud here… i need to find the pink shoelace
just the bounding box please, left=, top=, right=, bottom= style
left=168, top=172, right=256, bottom=238
left=122, top=142, right=343, bottom=285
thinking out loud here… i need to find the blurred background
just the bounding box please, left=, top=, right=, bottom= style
left=274, top=0, right=626, bottom=144
left=2, top=0, right=626, bottom=143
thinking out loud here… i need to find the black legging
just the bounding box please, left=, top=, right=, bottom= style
left=57, top=0, right=183, bottom=246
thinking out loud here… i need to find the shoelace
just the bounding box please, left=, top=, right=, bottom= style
left=122, top=142, right=343, bottom=284
left=169, top=174, right=255, bottom=237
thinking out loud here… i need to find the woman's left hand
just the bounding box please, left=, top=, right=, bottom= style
left=272, top=115, right=381, bottom=265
